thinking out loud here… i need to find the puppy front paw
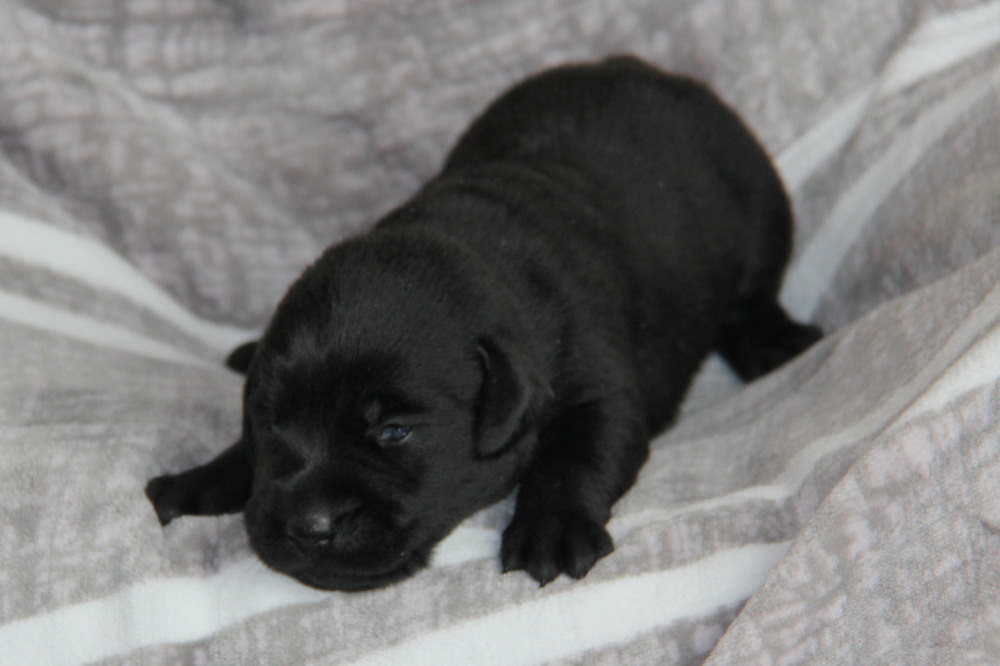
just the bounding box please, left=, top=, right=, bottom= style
left=500, top=509, right=614, bottom=586
left=144, top=474, right=185, bottom=526
left=144, top=443, right=253, bottom=526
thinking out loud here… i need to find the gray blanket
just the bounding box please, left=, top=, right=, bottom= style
left=1, top=0, right=999, bottom=664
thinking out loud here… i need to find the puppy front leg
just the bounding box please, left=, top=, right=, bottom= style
left=501, top=397, right=648, bottom=586
left=145, top=439, right=252, bottom=526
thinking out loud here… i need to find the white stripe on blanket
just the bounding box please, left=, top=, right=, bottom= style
left=0, top=289, right=217, bottom=369
left=781, top=64, right=1000, bottom=320
left=345, top=542, right=791, bottom=666
left=0, top=557, right=325, bottom=666
left=0, top=542, right=789, bottom=666
left=0, top=209, right=254, bottom=351
left=776, top=0, right=1000, bottom=192
left=777, top=89, right=870, bottom=193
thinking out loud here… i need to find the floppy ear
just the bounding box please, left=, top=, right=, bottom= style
left=226, top=340, right=258, bottom=374
left=475, top=336, right=546, bottom=458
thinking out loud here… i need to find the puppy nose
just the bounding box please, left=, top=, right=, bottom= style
left=284, top=500, right=359, bottom=551
left=286, top=512, right=334, bottom=549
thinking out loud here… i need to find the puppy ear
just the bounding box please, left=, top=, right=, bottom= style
left=475, top=337, right=546, bottom=458
left=226, top=340, right=258, bottom=374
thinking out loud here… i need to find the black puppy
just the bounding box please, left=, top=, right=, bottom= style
left=146, top=56, right=821, bottom=591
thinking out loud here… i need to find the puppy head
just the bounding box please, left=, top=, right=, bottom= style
left=240, top=232, right=546, bottom=590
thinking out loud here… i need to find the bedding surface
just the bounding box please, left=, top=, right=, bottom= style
left=1, top=0, right=999, bottom=664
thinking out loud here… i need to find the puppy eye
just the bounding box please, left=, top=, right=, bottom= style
left=377, top=424, right=411, bottom=444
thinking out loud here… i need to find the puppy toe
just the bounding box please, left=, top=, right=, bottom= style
left=500, top=524, right=528, bottom=574
left=562, top=522, right=613, bottom=580
left=501, top=519, right=557, bottom=585
left=501, top=516, right=558, bottom=585
left=522, top=547, right=561, bottom=588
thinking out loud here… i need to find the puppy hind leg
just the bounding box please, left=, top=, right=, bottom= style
left=716, top=297, right=822, bottom=382
left=145, top=440, right=253, bottom=526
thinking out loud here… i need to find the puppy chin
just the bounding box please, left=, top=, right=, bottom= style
left=253, top=538, right=433, bottom=592
left=286, top=549, right=432, bottom=592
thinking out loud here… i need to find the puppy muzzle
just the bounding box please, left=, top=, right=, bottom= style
left=243, top=479, right=426, bottom=590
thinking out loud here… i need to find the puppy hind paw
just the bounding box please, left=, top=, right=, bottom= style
left=778, top=321, right=823, bottom=352
left=752, top=322, right=823, bottom=376
left=720, top=320, right=823, bottom=382
left=500, top=511, right=614, bottom=586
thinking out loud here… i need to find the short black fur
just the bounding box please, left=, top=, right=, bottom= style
left=145, top=56, right=821, bottom=590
